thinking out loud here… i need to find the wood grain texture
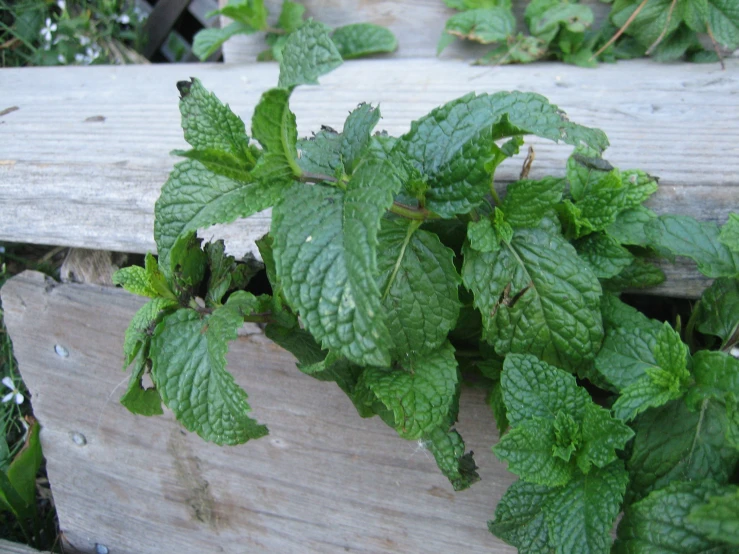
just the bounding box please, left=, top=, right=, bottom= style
left=0, top=60, right=737, bottom=297
left=0, top=539, right=52, bottom=554
left=218, top=0, right=611, bottom=63
left=1, top=271, right=516, bottom=553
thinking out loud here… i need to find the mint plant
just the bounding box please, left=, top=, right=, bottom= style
left=193, top=0, right=397, bottom=62
left=114, top=21, right=739, bottom=553
left=438, top=0, right=736, bottom=66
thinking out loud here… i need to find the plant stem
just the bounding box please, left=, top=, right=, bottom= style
left=389, top=202, right=440, bottom=221
left=645, top=0, right=678, bottom=55
left=300, top=172, right=339, bottom=184
left=592, top=0, right=649, bottom=60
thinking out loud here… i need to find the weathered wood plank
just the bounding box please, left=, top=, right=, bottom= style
left=0, top=60, right=737, bottom=297
left=219, top=0, right=611, bottom=63
left=0, top=539, right=51, bottom=554
left=1, top=271, right=516, bottom=553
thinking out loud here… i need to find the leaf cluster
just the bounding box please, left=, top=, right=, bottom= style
left=193, top=0, right=397, bottom=62
left=115, top=23, right=739, bottom=552
left=438, top=0, right=736, bottom=66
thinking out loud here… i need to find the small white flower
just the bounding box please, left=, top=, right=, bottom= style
left=40, top=18, right=57, bottom=42
left=133, top=6, right=147, bottom=22
left=57, top=54, right=66, bottom=63
left=731, top=346, right=739, bottom=360
left=74, top=53, right=85, bottom=63
left=117, top=14, right=130, bottom=25
left=57, top=0, right=66, bottom=10
left=2, top=376, right=24, bottom=405
left=79, top=35, right=91, bottom=46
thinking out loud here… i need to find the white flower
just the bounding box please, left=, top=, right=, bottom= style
left=40, top=18, right=57, bottom=42
left=731, top=346, right=739, bottom=360
left=74, top=53, right=85, bottom=63
left=79, top=35, right=91, bottom=46
left=57, top=0, right=66, bottom=10
left=117, top=14, right=130, bottom=25
left=57, top=54, right=66, bottom=64
left=2, top=376, right=24, bottom=405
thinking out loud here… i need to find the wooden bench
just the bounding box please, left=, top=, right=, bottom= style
left=1, top=2, right=738, bottom=552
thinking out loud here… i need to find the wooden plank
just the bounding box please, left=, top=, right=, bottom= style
left=0, top=539, right=51, bottom=554
left=1, top=270, right=515, bottom=553
left=143, top=0, right=192, bottom=58
left=0, top=60, right=737, bottom=297
left=219, top=0, right=611, bottom=63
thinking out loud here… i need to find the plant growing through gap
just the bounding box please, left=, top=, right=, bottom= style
left=193, top=0, right=397, bottom=61
left=114, top=22, right=739, bottom=553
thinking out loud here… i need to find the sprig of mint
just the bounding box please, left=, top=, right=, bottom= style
left=194, top=0, right=397, bottom=62
left=113, top=24, right=739, bottom=552
left=438, top=0, right=736, bottom=66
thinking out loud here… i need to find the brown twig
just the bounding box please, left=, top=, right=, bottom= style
left=520, top=146, right=535, bottom=180
left=706, top=22, right=726, bottom=70
left=645, top=0, right=678, bottom=55
left=592, top=0, right=650, bottom=60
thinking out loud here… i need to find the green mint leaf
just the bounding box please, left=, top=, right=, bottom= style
left=151, top=303, right=268, bottom=445
left=488, top=380, right=509, bottom=435
left=169, top=231, right=207, bottom=290
left=687, top=488, right=739, bottom=546
left=595, top=316, right=668, bottom=391
left=646, top=215, right=739, bottom=278
left=501, top=353, right=590, bottom=425
left=444, top=0, right=510, bottom=9
left=340, top=103, right=381, bottom=173
left=488, top=479, right=557, bottom=553
left=606, top=206, right=657, bottom=247
left=251, top=88, right=302, bottom=179
left=600, top=292, right=663, bottom=334
left=398, top=91, right=608, bottom=217
left=120, top=350, right=163, bottom=416
left=627, top=399, right=739, bottom=503
left=577, top=403, right=634, bottom=474
left=687, top=350, right=739, bottom=409
left=176, top=78, right=252, bottom=161
left=277, top=1, right=305, bottom=33
left=171, top=148, right=254, bottom=183
left=610, top=0, right=683, bottom=48
left=467, top=218, right=500, bottom=253
left=545, top=461, right=629, bottom=554
left=575, top=232, right=634, bottom=279
left=621, top=169, right=659, bottom=209
left=122, top=297, right=178, bottom=368
left=331, top=23, right=398, bottom=59
left=609, top=322, right=689, bottom=421
left=695, top=277, right=739, bottom=346
left=462, top=227, right=603, bottom=370
left=566, top=146, right=613, bottom=202
left=192, top=22, right=253, bottom=61
left=113, top=265, right=157, bottom=298
left=501, top=177, right=565, bottom=229
left=477, top=33, right=548, bottom=64
left=377, top=220, right=461, bottom=358
left=278, top=21, right=343, bottom=88
left=296, top=128, right=342, bottom=175
left=423, top=426, right=480, bottom=491
left=615, top=479, right=738, bottom=553
left=360, top=342, right=459, bottom=439
left=527, top=1, right=593, bottom=43
left=272, top=160, right=401, bottom=366
left=494, top=416, right=576, bottom=486
left=566, top=169, right=626, bottom=238
left=204, top=241, right=235, bottom=306
left=440, top=7, right=515, bottom=52
left=210, top=0, right=268, bottom=30
left=602, top=258, right=665, bottom=291
left=3, top=420, right=42, bottom=518
left=264, top=325, right=324, bottom=368
left=155, top=160, right=281, bottom=275
left=720, top=213, right=739, bottom=253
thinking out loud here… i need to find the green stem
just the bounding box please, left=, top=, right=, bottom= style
left=390, top=202, right=440, bottom=221
left=489, top=181, right=501, bottom=206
